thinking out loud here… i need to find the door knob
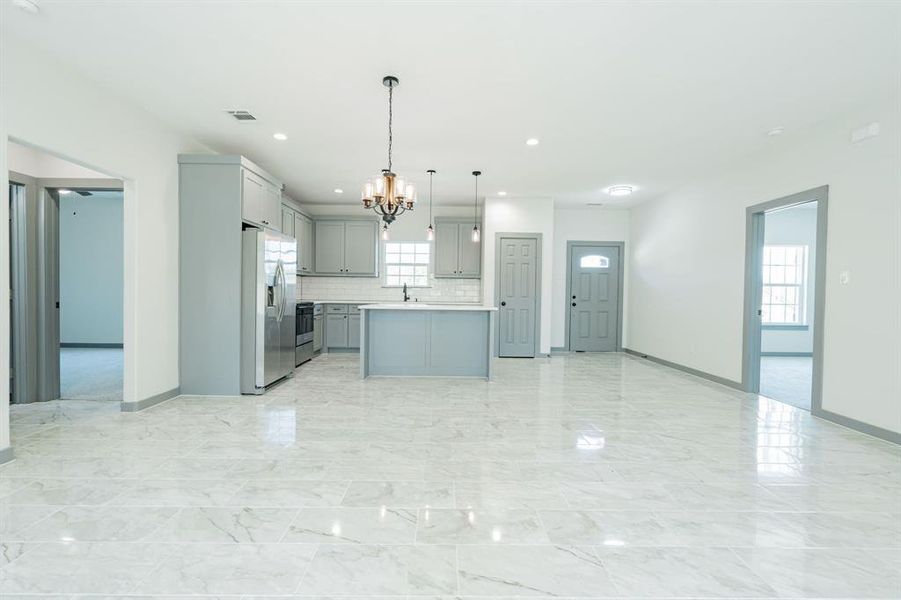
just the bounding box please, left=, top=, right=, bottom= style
left=500, top=301, right=506, bottom=306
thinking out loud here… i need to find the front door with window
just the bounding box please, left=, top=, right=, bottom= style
left=568, top=244, right=620, bottom=352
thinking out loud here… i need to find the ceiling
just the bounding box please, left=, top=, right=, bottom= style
left=3, top=1, right=899, bottom=208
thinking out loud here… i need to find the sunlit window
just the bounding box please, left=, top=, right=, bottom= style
left=762, top=245, right=807, bottom=324
left=580, top=255, right=609, bottom=268
left=385, top=242, right=430, bottom=287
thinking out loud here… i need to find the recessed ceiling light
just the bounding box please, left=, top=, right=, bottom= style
left=525, top=138, right=540, bottom=146
left=333, top=188, right=344, bottom=194
left=497, top=191, right=507, bottom=196
left=273, top=132, right=288, bottom=141
left=58, top=189, right=72, bottom=195
left=607, top=185, right=634, bottom=197
left=767, top=126, right=785, bottom=137
left=13, top=0, right=40, bottom=14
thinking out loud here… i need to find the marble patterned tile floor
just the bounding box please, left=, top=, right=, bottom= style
left=2, top=352, right=899, bottom=598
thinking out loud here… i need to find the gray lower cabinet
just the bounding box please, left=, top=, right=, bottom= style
left=348, top=314, right=361, bottom=348
left=314, top=219, right=377, bottom=276
left=434, top=219, right=481, bottom=277
left=323, top=304, right=361, bottom=350
left=325, top=314, right=349, bottom=348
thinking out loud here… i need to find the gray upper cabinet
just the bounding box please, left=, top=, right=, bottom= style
left=314, top=220, right=345, bottom=274
left=281, top=206, right=296, bottom=237
left=241, top=166, right=281, bottom=231
left=343, top=221, right=377, bottom=275
left=434, top=219, right=481, bottom=278
left=241, top=170, right=264, bottom=226
left=313, top=219, right=378, bottom=277
left=261, top=183, right=281, bottom=230
left=296, top=213, right=314, bottom=274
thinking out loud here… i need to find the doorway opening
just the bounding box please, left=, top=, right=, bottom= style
left=742, top=187, right=828, bottom=411
left=7, top=140, right=124, bottom=403
left=495, top=233, right=542, bottom=358
left=565, top=241, right=624, bottom=352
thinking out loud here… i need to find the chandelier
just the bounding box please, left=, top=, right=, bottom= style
left=361, top=75, right=416, bottom=232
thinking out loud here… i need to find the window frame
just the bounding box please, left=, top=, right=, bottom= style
left=382, top=240, right=432, bottom=288
left=761, top=244, right=808, bottom=326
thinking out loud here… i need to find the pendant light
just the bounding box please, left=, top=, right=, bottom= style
left=381, top=223, right=389, bottom=240
left=471, top=171, right=481, bottom=243
left=426, top=169, right=436, bottom=241
left=361, top=75, right=416, bottom=230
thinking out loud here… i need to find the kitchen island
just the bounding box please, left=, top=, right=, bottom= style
left=359, top=304, right=497, bottom=380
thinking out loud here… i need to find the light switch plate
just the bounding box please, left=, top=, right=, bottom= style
left=839, top=270, right=851, bottom=285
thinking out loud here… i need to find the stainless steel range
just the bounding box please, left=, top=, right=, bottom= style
left=295, top=302, right=314, bottom=366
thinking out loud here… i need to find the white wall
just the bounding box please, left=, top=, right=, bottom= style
left=483, top=197, right=555, bottom=354
left=60, top=191, right=124, bottom=345
left=761, top=202, right=817, bottom=354
left=8, top=140, right=106, bottom=178
left=1, top=33, right=211, bottom=430
left=628, top=102, right=901, bottom=434
left=551, top=208, right=630, bottom=348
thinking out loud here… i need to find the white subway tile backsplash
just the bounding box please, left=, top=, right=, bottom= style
left=298, top=276, right=482, bottom=304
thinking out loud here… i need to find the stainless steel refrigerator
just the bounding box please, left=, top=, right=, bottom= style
left=240, top=228, right=296, bottom=394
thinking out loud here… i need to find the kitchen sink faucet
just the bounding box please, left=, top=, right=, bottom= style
left=402, top=283, right=410, bottom=302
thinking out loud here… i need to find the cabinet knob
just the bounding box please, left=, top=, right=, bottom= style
left=500, top=301, right=506, bottom=306
left=572, top=302, right=577, bottom=307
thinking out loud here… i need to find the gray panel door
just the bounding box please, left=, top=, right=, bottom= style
left=457, top=223, right=481, bottom=277
left=325, top=314, right=348, bottom=348
left=314, top=221, right=345, bottom=274
left=569, top=244, right=620, bottom=352
left=343, top=221, right=376, bottom=275
left=498, top=237, right=538, bottom=357
left=434, top=221, right=459, bottom=276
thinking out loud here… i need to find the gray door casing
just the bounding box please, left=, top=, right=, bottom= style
left=742, top=186, right=828, bottom=415
left=495, top=233, right=541, bottom=358
left=566, top=242, right=624, bottom=352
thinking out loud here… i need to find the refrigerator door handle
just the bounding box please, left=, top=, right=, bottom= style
left=274, top=261, right=285, bottom=322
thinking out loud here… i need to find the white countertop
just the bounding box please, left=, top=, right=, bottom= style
left=302, top=299, right=484, bottom=306
left=358, top=303, right=497, bottom=311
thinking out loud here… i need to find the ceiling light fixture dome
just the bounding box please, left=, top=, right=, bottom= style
left=361, top=75, right=415, bottom=229
left=526, top=138, right=540, bottom=146
left=273, top=132, right=288, bottom=141
left=607, top=185, right=634, bottom=197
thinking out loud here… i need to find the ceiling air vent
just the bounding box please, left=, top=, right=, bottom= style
left=226, top=110, right=257, bottom=121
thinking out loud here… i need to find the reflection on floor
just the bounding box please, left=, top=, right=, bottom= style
left=3, top=353, right=900, bottom=597
left=760, top=355, right=812, bottom=410
left=60, top=347, right=123, bottom=402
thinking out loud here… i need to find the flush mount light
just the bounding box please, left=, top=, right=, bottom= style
left=497, top=191, right=507, bottom=196
left=333, top=188, right=344, bottom=194
left=767, top=126, right=785, bottom=137
left=525, top=138, right=540, bottom=146
left=13, top=0, right=40, bottom=14
left=607, top=185, right=634, bottom=197
left=273, top=132, right=288, bottom=141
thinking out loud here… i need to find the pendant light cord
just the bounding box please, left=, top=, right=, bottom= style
left=474, top=173, right=479, bottom=226
left=387, top=82, right=394, bottom=173
left=429, top=170, right=434, bottom=225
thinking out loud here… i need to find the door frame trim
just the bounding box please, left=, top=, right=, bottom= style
left=741, top=185, right=828, bottom=415
left=494, top=232, right=542, bottom=358
left=7, top=174, right=34, bottom=405
left=564, top=240, right=625, bottom=352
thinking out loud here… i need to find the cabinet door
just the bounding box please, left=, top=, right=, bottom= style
left=457, top=223, right=481, bottom=277
left=300, top=215, right=314, bottom=274
left=261, top=183, right=281, bottom=230
left=241, top=170, right=263, bottom=226
left=313, top=317, right=323, bottom=352
left=343, top=221, right=377, bottom=276
left=282, top=206, right=296, bottom=237
left=347, top=314, right=361, bottom=348
left=325, top=314, right=348, bottom=348
left=314, top=221, right=345, bottom=274
left=434, top=221, right=460, bottom=276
